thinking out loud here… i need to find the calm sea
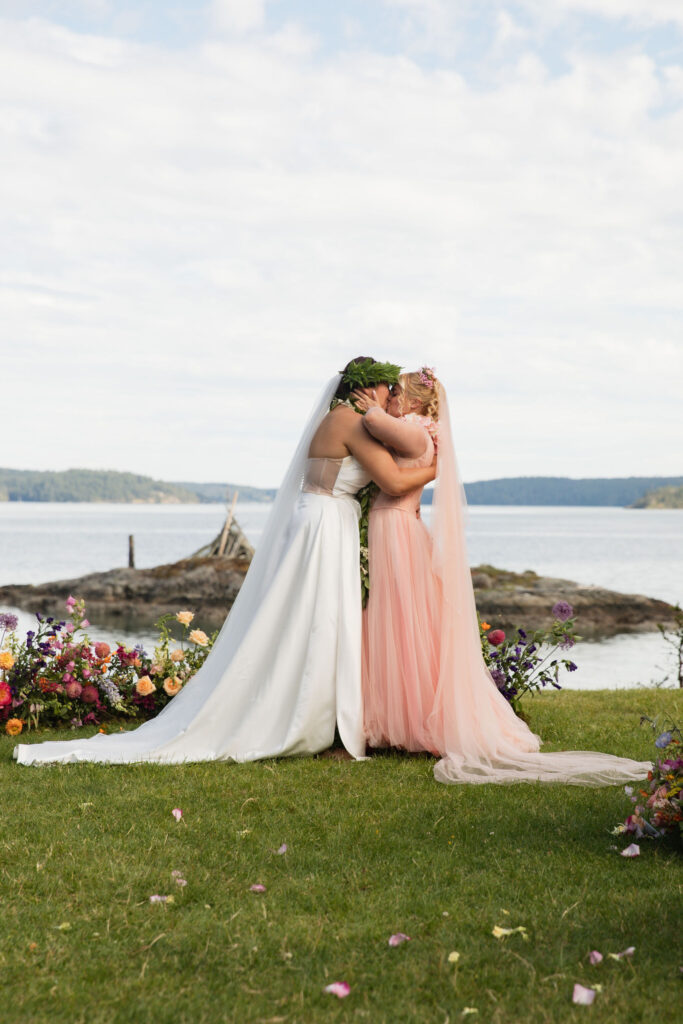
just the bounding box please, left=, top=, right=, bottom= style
left=0, top=503, right=681, bottom=692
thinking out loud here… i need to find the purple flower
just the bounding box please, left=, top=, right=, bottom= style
left=0, top=613, right=19, bottom=631
left=490, top=668, right=506, bottom=688
left=517, top=628, right=527, bottom=640
left=552, top=601, right=573, bottom=622
left=654, top=731, right=673, bottom=749
left=559, top=635, right=575, bottom=650
left=567, top=661, right=578, bottom=672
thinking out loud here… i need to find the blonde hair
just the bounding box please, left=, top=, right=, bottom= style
left=399, top=371, right=440, bottom=421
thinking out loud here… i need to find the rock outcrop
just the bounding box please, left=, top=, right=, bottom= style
left=0, top=560, right=677, bottom=639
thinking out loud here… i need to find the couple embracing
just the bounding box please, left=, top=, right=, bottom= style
left=15, top=357, right=650, bottom=787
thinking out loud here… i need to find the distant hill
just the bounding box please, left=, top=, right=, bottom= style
left=420, top=475, right=683, bottom=506
left=174, top=481, right=277, bottom=504
left=0, top=468, right=199, bottom=504
left=630, top=484, right=683, bottom=509
left=2, top=469, right=682, bottom=506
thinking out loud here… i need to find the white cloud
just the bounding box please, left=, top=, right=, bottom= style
left=0, top=13, right=681, bottom=486
left=210, top=0, right=267, bottom=35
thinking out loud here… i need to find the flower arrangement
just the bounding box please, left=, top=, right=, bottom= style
left=478, top=601, right=581, bottom=716
left=0, top=601, right=216, bottom=734
left=617, top=716, right=682, bottom=844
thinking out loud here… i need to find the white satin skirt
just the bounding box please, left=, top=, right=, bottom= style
left=14, top=492, right=366, bottom=765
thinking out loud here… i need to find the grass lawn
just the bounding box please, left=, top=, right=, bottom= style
left=1, top=688, right=680, bottom=1024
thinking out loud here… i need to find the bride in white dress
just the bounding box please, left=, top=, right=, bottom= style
left=14, top=360, right=435, bottom=766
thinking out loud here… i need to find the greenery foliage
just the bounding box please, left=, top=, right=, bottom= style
left=0, top=689, right=680, bottom=1023
left=339, top=357, right=402, bottom=391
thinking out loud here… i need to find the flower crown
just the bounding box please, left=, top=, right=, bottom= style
left=339, top=358, right=402, bottom=390
left=418, top=366, right=437, bottom=389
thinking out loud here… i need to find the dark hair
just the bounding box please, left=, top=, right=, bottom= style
left=334, top=356, right=377, bottom=400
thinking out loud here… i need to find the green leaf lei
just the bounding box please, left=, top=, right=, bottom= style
left=357, top=481, right=378, bottom=607
left=339, top=357, right=401, bottom=391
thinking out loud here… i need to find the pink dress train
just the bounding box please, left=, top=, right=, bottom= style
left=362, top=410, right=442, bottom=753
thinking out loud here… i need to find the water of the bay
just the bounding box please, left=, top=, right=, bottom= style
left=0, top=502, right=681, bottom=691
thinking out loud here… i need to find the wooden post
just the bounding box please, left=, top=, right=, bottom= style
left=128, top=534, right=135, bottom=569
left=217, top=491, right=239, bottom=557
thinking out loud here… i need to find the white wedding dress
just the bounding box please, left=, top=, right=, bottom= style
left=15, top=380, right=371, bottom=766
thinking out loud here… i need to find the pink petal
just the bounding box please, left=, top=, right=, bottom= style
left=175, top=878, right=187, bottom=887
left=572, top=984, right=596, bottom=1005
left=149, top=894, right=168, bottom=903
left=620, top=843, right=640, bottom=858
left=324, top=982, right=350, bottom=998
left=171, top=870, right=183, bottom=878
left=588, top=950, right=603, bottom=965
left=276, top=843, right=288, bottom=855
left=388, top=933, right=411, bottom=947
left=249, top=884, right=266, bottom=893
left=171, top=808, right=182, bottom=822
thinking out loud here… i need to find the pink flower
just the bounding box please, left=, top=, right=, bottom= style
left=324, top=982, right=350, bottom=999
left=65, top=623, right=75, bottom=633
left=65, top=681, right=83, bottom=700
left=249, top=884, right=266, bottom=893
left=66, top=595, right=76, bottom=608
left=620, top=843, right=640, bottom=858
left=388, top=933, right=411, bottom=947
left=94, top=642, right=110, bottom=659
left=82, top=668, right=91, bottom=679
left=276, top=843, right=288, bottom=855
left=572, top=984, right=596, bottom=1005
left=0, top=682, right=12, bottom=708
left=487, top=629, right=506, bottom=646
left=81, top=620, right=90, bottom=628
left=588, top=950, right=603, bottom=965
left=80, top=685, right=99, bottom=704
left=171, top=808, right=183, bottom=822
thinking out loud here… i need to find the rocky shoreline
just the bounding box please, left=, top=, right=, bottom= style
left=0, top=558, right=677, bottom=640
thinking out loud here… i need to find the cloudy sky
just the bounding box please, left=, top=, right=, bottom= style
left=1, top=0, right=681, bottom=487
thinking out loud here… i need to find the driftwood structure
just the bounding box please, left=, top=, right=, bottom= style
left=191, top=492, right=254, bottom=561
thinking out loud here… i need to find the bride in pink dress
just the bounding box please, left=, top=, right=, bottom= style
left=356, top=369, right=651, bottom=786
left=359, top=369, right=443, bottom=754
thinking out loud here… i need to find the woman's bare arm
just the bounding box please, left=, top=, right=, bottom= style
left=362, top=407, right=427, bottom=459
left=347, top=422, right=435, bottom=496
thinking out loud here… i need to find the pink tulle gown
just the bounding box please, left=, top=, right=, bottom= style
left=361, top=409, right=442, bottom=753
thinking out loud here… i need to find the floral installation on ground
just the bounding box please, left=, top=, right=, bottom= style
left=478, top=601, right=581, bottom=715
left=0, top=600, right=216, bottom=734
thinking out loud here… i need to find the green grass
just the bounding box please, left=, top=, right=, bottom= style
left=1, top=689, right=680, bottom=1024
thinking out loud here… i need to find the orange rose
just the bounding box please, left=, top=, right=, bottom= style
left=480, top=622, right=491, bottom=631
left=163, top=676, right=183, bottom=696
left=176, top=610, right=194, bottom=627
left=0, top=651, right=15, bottom=671
left=188, top=629, right=209, bottom=647
left=5, top=718, right=23, bottom=736
left=170, top=649, right=184, bottom=663
left=135, top=676, right=156, bottom=696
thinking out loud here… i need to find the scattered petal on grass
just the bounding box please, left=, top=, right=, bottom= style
left=388, top=933, right=411, bottom=947
left=448, top=951, right=461, bottom=964
left=149, top=894, right=174, bottom=904
left=608, top=947, right=635, bottom=961
left=171, top=870, right=183, bottom=878
left=249, top=884, right=266, bottom=893
left=492, top=925, right=528, bottom=940
left=620, top=843, right=640, bottom=858
left=276, top=843, right=288, bottom=855
left=324, top=982, right=350, bottom=998
left=175, top=877, right=187, bottom=887
left=588, top=951, right=603, bottom=965
left=56, top=922, right=71, bottom=931
left=461, top=1010, right=478, bottom=1017
left=624, top=785, right=633, bottom=796
left=572, top=984, right=597, bottom=1005
left=171, top=808, right=183, bottom=822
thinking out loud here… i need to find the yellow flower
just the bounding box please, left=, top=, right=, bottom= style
left=170, top=649, right=185, bottom=663
left=135, top=675, right=156, bottom=696
left=0, top=651, right=15, bottom=670
left=189, top=629, right=209, bottom=647
left=176, top=610, right=194, bottom=627
left=5, top=718, right=23, bottom=736
left=163, top=676, right=183, bottom=696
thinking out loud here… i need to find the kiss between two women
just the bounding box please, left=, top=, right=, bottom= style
left=14, top=357, right=649, bottom=787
